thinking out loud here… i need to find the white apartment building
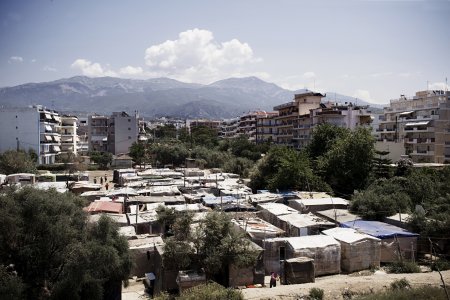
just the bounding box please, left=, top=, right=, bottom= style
left=59, top=115, right=78, bottom=155
left=377, top=90, right=450, bottom=163
left=0, top=106, right=61, bottom=164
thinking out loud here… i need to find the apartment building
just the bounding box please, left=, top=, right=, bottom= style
left=88, top=112, right=144, bottom=155
left=0, top=106, right=61, bottom=164
left=188, top=119, right=222, bottom=132
left=256, top=112, right=278, bottom=144
left=220, top=118, right=239, bottom=139
left=59, top=115, right=78, bottom=155
left=108, top=112, right=141, bottom=155
left=273, top=90, right=323, bottom=148
left=377, top=90, right=450, bottom=163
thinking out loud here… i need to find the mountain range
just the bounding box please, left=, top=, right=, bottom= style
left=0, top=76, right=385, bottom=119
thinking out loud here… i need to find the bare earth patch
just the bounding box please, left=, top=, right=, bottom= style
left=242, top=270, right=450, bottom=300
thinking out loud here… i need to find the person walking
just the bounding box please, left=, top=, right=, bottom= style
left=105, top=182, right=109, bottom=190
left=100, top=177, right=104, bottom=184
left=93, top=177, right=97, bottom=184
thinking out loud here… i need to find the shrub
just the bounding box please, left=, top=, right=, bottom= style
left=309, top=287, right=324, bottom=300
left=179, top=281, right=243, bottom=300
left=386, top=261, right=421, bottom=274
left=355, top=286, right=446, bottom=300
left=431, top=259, right=450, bottom=271
left=390, top=278, right=411, bottom=290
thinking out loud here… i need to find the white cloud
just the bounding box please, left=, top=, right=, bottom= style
left=119, top=65, right=144, bottom=76
left=143, top=28, right=261, bottom=83
left=31, top=59, right=37, bottom=63
left=43, top=66, right=57, bottom=72
left=302, top=71, right=316, bottom=79
left=429, top=81, right=449, bottom=91
left=9, top=56, right=23, bottom=63
left=71, top=59, right=117, bottom=77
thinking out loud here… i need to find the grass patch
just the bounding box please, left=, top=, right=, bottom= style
left=386, top=261, right=421, bottom=273
left=431, top=259, right=450, bottom=271
left=355, top=286, right=446, bottom=300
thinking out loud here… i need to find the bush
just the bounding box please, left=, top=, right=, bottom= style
left=431, top=259, right=450, bottom=271
left=37, top=164, right=67, bottom=171
left=179, top=281, right=243, bottom=300
left=309, top=287, right=324, bottom=300
left=390, top=278, right=411, bottom=290
left=386, top=261, right=421, bottom=274
left=355, top=286, right=446, bottom=300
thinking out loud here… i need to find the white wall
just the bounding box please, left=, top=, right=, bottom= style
left=0, top=108, right=39, bottom=154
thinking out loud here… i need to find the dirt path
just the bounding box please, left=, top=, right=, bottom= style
left=242, top=270, right=450, bottom=299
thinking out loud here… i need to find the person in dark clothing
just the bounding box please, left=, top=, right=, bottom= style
left=100, top=177, right=103, bottom=184
left=270, top=271, right=277, bottom=288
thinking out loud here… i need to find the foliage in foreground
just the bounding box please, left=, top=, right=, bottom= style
left=178, top=281, right=243, bottom=300
left=0, top=149, right=37, bottom=175
left=0, top=187, right=132, bottom=299
left=386, top=261, right=421, bottom=274
left=355, top=285, right=447, bottom=300
left=390, top=278, right=411, bottom=290
left=308, top=287, right=324, bottom=300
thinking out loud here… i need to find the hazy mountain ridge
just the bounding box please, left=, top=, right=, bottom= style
left=0, top=76, right=385, bottom=118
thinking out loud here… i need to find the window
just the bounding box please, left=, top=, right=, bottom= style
left=128, top=127, right=131, bottom=130
left=128, top=136, right=131, bottom=139
left=128, top=119, right=131, bottom=122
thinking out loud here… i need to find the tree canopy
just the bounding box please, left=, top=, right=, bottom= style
left=250, top=146, right=331, bottom=193
left=0, top=150, right=37, bottom=175
left=0, top=187, right=132, bottom=299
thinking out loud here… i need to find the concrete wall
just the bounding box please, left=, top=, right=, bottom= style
left=340, top=239, right=380, bottom=273
left=375, top=141, right=405, bottom=163
left=0, top=108, right=39, bottom=154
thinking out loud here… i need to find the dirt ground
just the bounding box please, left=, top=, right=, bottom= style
left=242, top=270, right=450, bottom=299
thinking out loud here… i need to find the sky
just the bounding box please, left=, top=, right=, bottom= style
left=0, top=0, right=449, bottom=104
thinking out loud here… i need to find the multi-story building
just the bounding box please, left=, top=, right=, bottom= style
left=188, top=119, right=222, bottom=132
left=88, top=112, right=144, bottom=155
left=108, top=111, right=140, bottom=155
left=256, top=112, right=278, bottom=144
left=273, top=90, right=323, bottom=148
left=377, top=90, right=450, bottom=163
left=0, top=106, right=61, bottom=164
left=238, top=111, right=276, bottom=142
left=88, top=115, right=108, bottom=152
left=59, top=115, right=78, bottom=155
left=220, top=118, right=239, bottom=139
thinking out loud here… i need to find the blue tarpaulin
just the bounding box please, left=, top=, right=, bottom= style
left=341, top=220, right=419, bottom=239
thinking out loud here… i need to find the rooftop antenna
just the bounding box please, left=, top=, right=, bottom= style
left=446, top=77, right=448, bottom=93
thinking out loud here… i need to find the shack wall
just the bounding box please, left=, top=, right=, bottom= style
left=341, top=239, right=380, bottom=273
left=288, top=243, right=341, bottom=276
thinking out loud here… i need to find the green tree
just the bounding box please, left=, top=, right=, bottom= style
left=178, top=281, right=243, bottom=300
left=191, top=126, right=219, bottom=148
left=193, top=212, right=259, bottom=285
left=160, top=211, right=259, bottom=287
left=307, top=123, right=347, bottom=160
left=350, top=178, right=411, bottom=220
left=0, top=187, right=132, bottom=299
left=154, top=124, right=177, bottom=140
left=129, top=141, right=151, bottom=166
left=89, top=151, right=113, bottom=169
left=372, top=150, right=392, bottom=179
left=250, top=146, right=330, bottom=193
left=0, top=150, right=37, bottom=175
left=317, top=127, right=375, bottom=196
